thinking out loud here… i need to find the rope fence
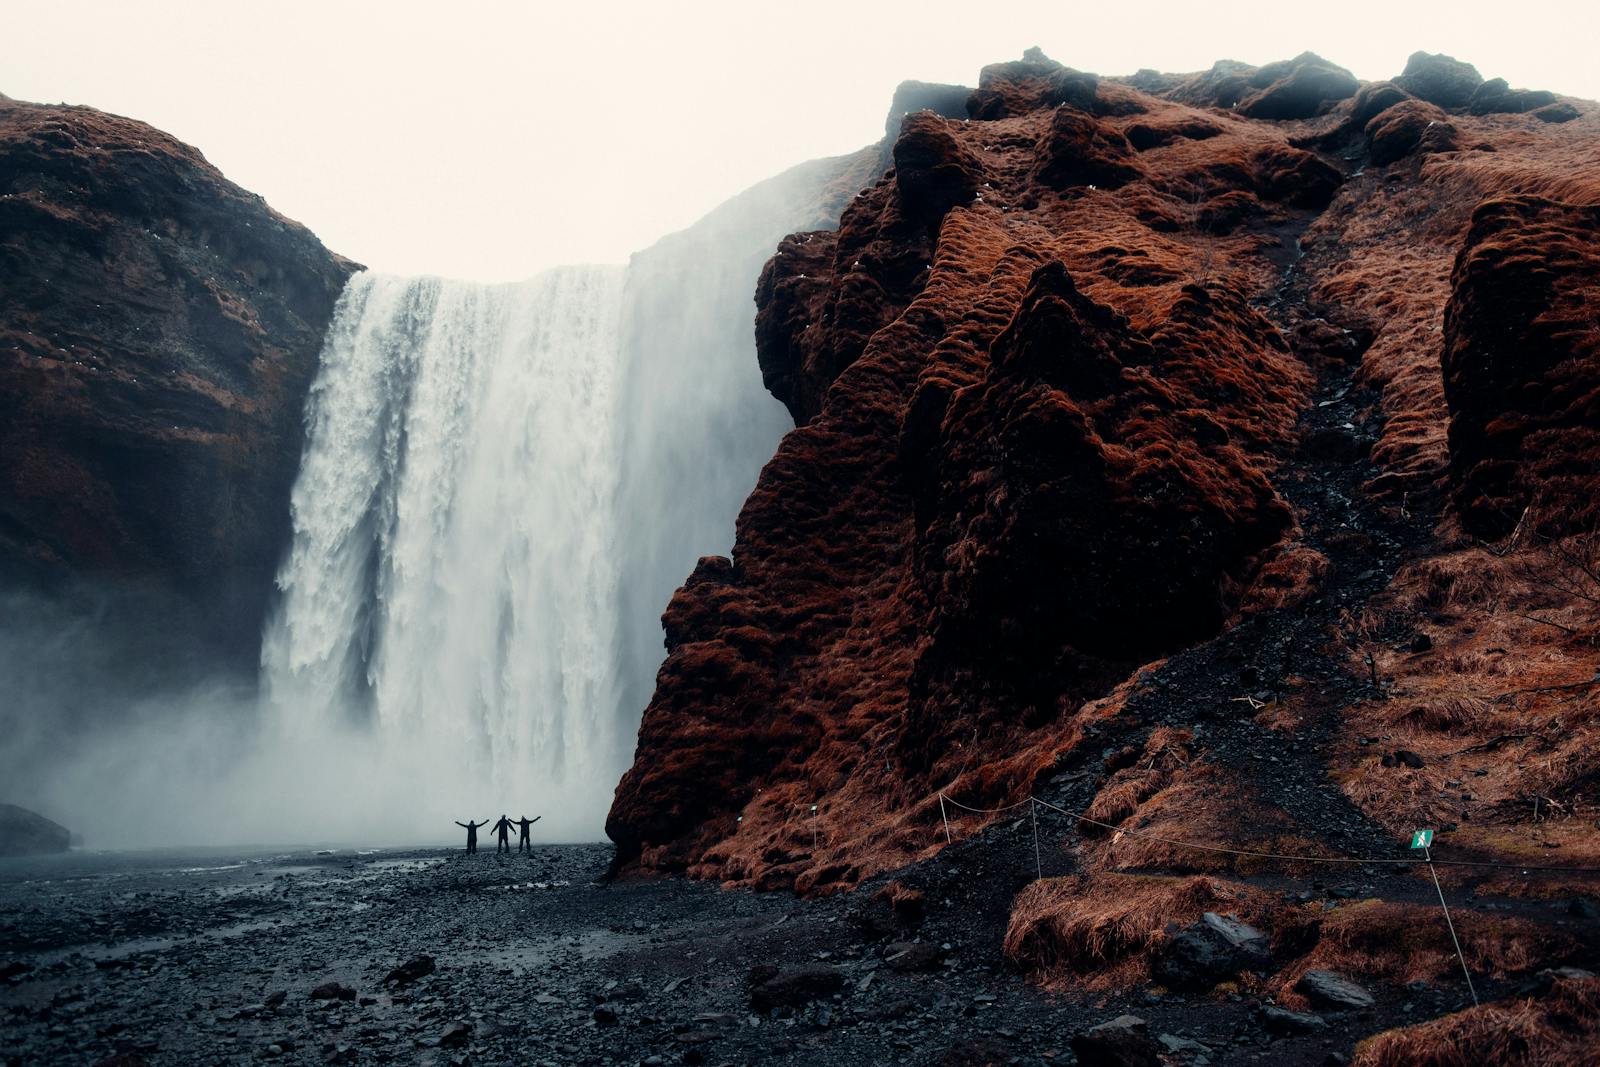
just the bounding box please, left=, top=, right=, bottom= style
left=934, top=787, right=1600, bottom=1009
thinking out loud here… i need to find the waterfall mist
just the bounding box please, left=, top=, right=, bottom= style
left=0, top=149, right=874, bottom=848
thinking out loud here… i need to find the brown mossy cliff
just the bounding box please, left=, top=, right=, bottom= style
left=609, top=48, right=1600, bottom=920
left=0, top=97, right=357, bottom=653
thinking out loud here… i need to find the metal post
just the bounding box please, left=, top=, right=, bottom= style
left=1424, top=846, right=1479, bottom=1007
left=938, top=793, right=952, bottom=844
left=1030, top=799, right=1042, bottom=880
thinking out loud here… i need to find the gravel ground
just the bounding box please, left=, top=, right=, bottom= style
left=0, top=838, right=1484, bottom=1067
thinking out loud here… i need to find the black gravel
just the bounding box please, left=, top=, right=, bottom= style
left=0, top=840, right=1517, bottom=1067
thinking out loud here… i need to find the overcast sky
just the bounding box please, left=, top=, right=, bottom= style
left=8, top=0, right=1597, bottom=281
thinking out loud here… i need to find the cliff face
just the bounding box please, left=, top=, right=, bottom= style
left=609, top=50, right=1600, bottom=1040
left=0, top=96, right=356, bottom=655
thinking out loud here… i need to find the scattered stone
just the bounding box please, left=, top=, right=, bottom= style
left=263, top=990, right=286, bottom=1009
left=1532, top=101, right=1581, bottom=124
left=748, top=964, right=844, bottom=1013
left=1394, top=51, right=1483, bottom=109
left=309, top=982, right=357, bottom=1002
left=1393, top=749, right=1425, bottom=769
left=1409, top=633, right=1433, bottom=653
left=439, top=1021, right=472, bottom=1047
left=1154, top=912, right=1270, bottom=990
left=1158, top=1033, right=1209, bottom=1054
left=1070, top=1014, right=1160, bottom=1067
left=383, top=954, right=436, bottom=986
left=1296, top=970, right=1374, bottom=1010
left=592, top=1005, right=618, bottom=1026
left=883, top=941, right=943, bottom=973
left=1260, top=1005, right=1327, bottom=1035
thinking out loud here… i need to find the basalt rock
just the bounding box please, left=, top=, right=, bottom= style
left=1236, top=53, right=1358, bottom=120
left=1467, top=78, right=1558, bottom=116
left=1395, top=51, right=1484, bottom=109
left=0, top=96, right=356, bottom=658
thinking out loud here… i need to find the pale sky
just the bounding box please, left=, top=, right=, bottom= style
left=8, top=0, right=1597, bottom=281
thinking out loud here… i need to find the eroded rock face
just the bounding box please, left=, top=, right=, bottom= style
left=1442, top=196, right=1600, bottom=537
left=610, top=46, right=1599, bottom=914
left=0, top=96, right=356, bottom=656
left=609, top=49, right=1319, bottom=886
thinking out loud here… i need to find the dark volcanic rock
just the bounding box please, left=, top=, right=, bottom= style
left=0, top=96, right=356, bottom=656
left=1349, top=81, right=1411, bottom=125
left=383, top=954, right=435, bottom=986
left=1070, top=1014, right=1161, bottom=1067
left=1296, top=969, right=1375, bottom=1010
left=1532, top=101, right=1581, bottom=124
left=748, top=963, right=844, bottom=1012
left=1260, top=1005, right=1327, bottom=1034
left=308, top=982, right=356, bottom=1002
left=0, top=803, right=69, bottom=856
left=1395, top=52, right=1484, bottom=109
left=883, top=941, right=943, bottom=972
left=1236, top=52, right=1358, bottom=120
left=1467, top=78, right=1557, bottom=115
left=1442, top=196, right=1600, bottom=537
left=1154, top=912, right=1270, bottom=990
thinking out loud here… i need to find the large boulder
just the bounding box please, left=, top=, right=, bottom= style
left=1071, top=1015, right=1161, bottom=1067
left=1296, top=969, right=1375, bottom=1010
left=1237, top=53, right=1359, bottom=120
left=1467, top=78, right=1557, bottom=115
left=1395, top=52, right=1483, bottom=109
left=0, top=803, right=69, bottom=856
left=1154, top=912, right=1271, bottom=990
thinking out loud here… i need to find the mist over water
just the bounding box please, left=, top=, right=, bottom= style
left=0, top=153, right=857, bottom=849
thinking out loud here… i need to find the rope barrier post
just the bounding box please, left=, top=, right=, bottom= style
left=938, top=793, right=952, bottom=844
left=1030, top=798, right=1042, bottom=881
left=810, top=803, right=819, bottom=851
left=1424, top=844, right=1480, bottom=1008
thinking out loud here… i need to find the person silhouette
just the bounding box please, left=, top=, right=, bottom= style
left=514, top=815, right=541, bottom=852
left=454, top=818, right=489, bottom=854
left=491, top=815, right=514, bottom=855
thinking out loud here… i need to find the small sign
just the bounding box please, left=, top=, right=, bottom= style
left=1409, top=829, right=1434, bottom=849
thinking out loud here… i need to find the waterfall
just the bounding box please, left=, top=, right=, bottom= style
left=258, top=150, right=872, bottom=844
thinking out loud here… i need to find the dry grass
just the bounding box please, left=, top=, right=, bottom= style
left=1273, top=899, right=1578, bottom=1005
left=1004, top=872, right=1273, bottom=990
left=1353, top=975, right=1600, bottom=1067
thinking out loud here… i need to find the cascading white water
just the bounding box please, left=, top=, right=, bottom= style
left=261, top=268, right=629, bottom=839
left=249, top=149, right=872, bottom=846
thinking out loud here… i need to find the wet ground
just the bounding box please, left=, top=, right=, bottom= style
left=0, top=840, right=1487, bottom=1067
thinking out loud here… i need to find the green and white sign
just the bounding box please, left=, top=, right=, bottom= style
left=1409, top=829, right=1434, bottom=849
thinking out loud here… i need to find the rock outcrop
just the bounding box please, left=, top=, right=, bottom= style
left=611, top=67, right=1600, bottom=1057
left=0, top=96, right=356, bottom=656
